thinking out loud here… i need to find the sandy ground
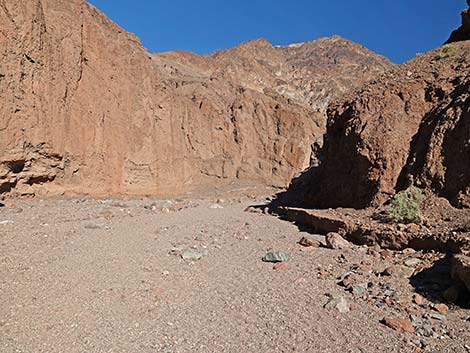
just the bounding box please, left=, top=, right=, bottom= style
left=0, top=190, right=469, bottom=353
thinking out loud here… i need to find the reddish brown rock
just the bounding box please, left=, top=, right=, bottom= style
left=433, top=303, right=449, bottom=313
left=273, top=262, right=289, bottom=271
left=296, top=40, right=470, bottom=209
left=382, top=317, right=414, bottom=333
left=0, top=0, right=392, bottom=198
left=413, top=294, right=425, bottom=306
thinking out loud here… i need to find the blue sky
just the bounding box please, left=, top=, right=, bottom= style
left=88, top=0, right=465, bottom=63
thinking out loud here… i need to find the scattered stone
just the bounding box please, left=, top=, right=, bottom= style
left=413, top=294, right=425, bottom=306
left=325, top=232, right=351, bottom=250
left=405, top=258, right=422, bottom=267
left=208, top=203, right=223, bottom=209
left=382, top=317, right=414, bottom=333
left=84, top=223, right=103, bottom=230
left=396, top=265, right=416, bottom=278
left=299, top=236, right=321, bottom=248
left=262, top=252, right=291, bottom=263
left=433, top=303, right=449, bottom=313
left=406, top=223, right=421, bottom=233
left=430, top=313, right=446, bottom=321
left=273, top=262, right=289, bottom=271
left=181, top=249, right=208, bottom=261
left=244, top=206, right=262, bottom=214
left=324, top=294, right=350, bottom=313
left=350, top=284, right=368, bottom=298
left=403, top=248, right=417, bottom=256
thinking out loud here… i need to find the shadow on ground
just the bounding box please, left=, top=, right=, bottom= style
left=410, top=257, right=470, bottom=309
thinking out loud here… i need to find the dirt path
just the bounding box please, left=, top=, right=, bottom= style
left=0, top=194, right=469, bottom=352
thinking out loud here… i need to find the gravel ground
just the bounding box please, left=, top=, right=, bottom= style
left=0, top=192, right=469, bottom=353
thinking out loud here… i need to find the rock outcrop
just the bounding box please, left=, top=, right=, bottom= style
left=293, top=40, right=470, bottom=209
left=0, top=0, right=392, bottom=197
left=446, top=3, right=470, bottom=43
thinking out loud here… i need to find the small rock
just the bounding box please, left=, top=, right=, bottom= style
left=84, top=223, right=103, bottom=230
left=396, top=265, right=416, bottom=278
left=403, top=248, right=417, bottom=256
left=350, top=284, right=368, bottom=298
left=209, top=203, right=223, bottom=209
left=382, top=317, right=414, bottom=333
left=325, top=232, right=351, bottom=250
left=433, top=303, right=449, bottom=313
left=299, top=236, right=321, bottom=248
left=382, top=267, right=394, bottom=276
left=273, top=262, right=289, bottom=271
left=324, top=294, right=350, bottom=313
left=262, top=252, right=290, bottom=263
left=244, top=206, right=262, bottom=214
left=413, top=294, right=425, bottom=306
left=406, top=223, right=421, bottom=233
left=181, top=249, right=208, bottom=261
left=405, top=258, right=421, bottom=267
left=430, top=313, right=446, bottom=321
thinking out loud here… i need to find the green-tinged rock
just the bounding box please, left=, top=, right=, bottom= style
left=262, top=252, right=290, bottom=263
left=181, top=249, right=208, bottom=261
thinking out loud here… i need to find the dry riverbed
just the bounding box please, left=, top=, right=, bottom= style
left=0, top=191, right=469, bottom=352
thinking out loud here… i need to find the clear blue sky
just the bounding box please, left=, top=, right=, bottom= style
left=88, top=0, right=465, bottom=63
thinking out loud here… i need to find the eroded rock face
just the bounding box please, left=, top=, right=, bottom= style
left=446, top=4, right=470, bottom=43
left=297, top=41, right=470, bottom=209
left=0, top=0, right=392, bottom=197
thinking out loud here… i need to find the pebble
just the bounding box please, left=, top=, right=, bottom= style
left=403, top=248, right=417, bottom=256
left=299, top=236, right=321, bottom=248
left=208, top=204, right=223, bottom=209
left=413, top=294, right=425, bottom=306
left=405, top=258, right=421, bottom=267
left=273, top=262, right=289, bottom=271
left=262, top=252, right=290, bottom=263
left=181, top=249, right=208, bottom=261
left=324, top=294, right=350, bottom=313
left=433, top=303, right=449, bottom=313
left=430, top=313, right=446, bottom=321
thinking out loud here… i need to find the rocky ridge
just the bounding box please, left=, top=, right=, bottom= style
left=447, top=2, right=470, bottom=43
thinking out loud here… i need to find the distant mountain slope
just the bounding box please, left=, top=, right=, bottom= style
left=155, top=36, right=392, bottom=112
